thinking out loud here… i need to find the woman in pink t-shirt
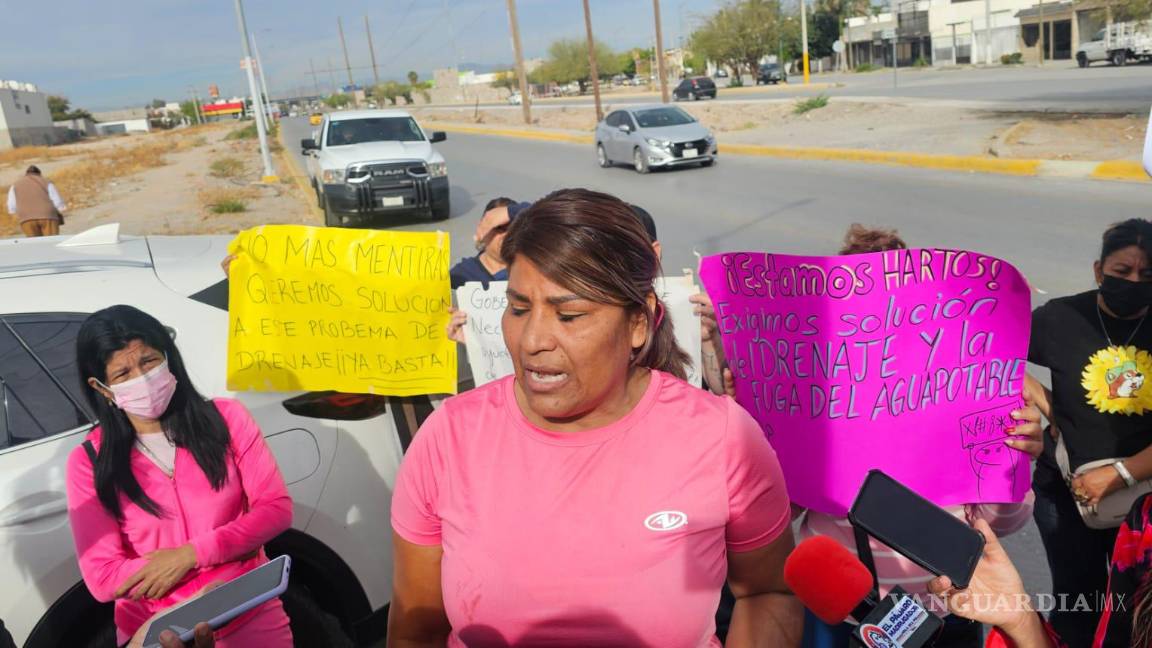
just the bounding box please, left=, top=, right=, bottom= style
left=389, top=188, right=801, bottom=647
left=65, top=305, right=293, bottom=646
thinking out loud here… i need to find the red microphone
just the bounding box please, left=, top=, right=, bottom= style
left=784, top=535, right=876, bottom=625
left=784, top=536, right=943, bottom=647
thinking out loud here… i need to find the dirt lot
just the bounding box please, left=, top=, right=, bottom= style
left=1, top=123, right=316, bottom=238
left=411, top=100, right=1147, bottom=161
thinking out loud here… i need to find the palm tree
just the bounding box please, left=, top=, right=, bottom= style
left=407, top=70, right=419, bottom=86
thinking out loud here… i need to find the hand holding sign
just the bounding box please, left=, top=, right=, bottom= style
left=701, top=248, right=1032, bottom=514
left=226, top=225, right=457, bottom=396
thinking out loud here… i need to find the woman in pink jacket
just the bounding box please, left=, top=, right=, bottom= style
left=65, top=305, right=293, bottom=646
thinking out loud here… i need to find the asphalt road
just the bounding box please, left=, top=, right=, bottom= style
left=472, top=64, right=1152, bottom=113
left=284, top=113, right=1152, bottom=601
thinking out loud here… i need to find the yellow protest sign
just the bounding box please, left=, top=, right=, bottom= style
left=226, top=224, right=456, bottom=396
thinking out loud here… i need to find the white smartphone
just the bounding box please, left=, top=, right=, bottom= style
left=140, top=555, right=291, bottom=648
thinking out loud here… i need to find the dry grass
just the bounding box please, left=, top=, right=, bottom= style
left=197, top=187, right=255, bottom=214
left=209, top=157, right=246, bottom=178
left=0, top=145, right=75, bottom=167
left=1, top=138, right=179, bottom=236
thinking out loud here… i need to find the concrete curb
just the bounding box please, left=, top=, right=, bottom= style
left=430, top=122, right=1149, bottom=184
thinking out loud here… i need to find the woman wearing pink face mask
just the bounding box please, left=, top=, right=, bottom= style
left=65, top=305, right=293, bottom=647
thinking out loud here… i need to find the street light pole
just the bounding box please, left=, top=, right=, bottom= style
left=984, top=0, right=993, bottom=64
left=801, top=0, right=811, bottom=84
left=583, top=0, right=603, bottom=121
left=505, top=0, right=533, bottom=125
left=653, top=0, right=670, bottom=103
left=250, top=31, right=275, bottom=124
left=232, top=0, right=277, bottom=183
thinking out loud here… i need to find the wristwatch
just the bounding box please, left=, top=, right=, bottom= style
left=1114, top=460, right=1139, bottom=488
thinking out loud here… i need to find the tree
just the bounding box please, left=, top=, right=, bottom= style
left=407, top=70, right=419, bottom=86
left=324, top=93, right=352, bottom=109
left=150, top=99, right=167, bottom=110
left=490, top=70, right=519, bottom=91
left=179, top=101, right=199, bottom=122
left=535, top=38, right=622, bottom=91
left=690, top=0, right=792, bottom=79
left=48, top=95, right=71, bottom=121
left=1112, top=0, right=1152, bottom=20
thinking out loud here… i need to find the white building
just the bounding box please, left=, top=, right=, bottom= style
left=0, top=81, right=57, bottom=150
left=927, top=0, right=1034, bottom=65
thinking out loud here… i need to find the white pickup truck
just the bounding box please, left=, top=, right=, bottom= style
left=302, top=109, right=450, bottom=226
left=1077, top=21, right=1152, bottom=67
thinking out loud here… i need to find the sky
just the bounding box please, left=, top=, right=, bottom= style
left=0, top=0, right=724, bottom=112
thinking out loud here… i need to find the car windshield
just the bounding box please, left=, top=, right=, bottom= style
left=326, top=117, right=425, bottom=146
left=634, top=107, right=695, bottom=128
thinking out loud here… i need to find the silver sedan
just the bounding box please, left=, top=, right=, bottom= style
left=594, top=104, right=718, bottom=174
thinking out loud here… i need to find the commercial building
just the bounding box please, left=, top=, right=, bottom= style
left=844, top=0, right=1119, bottom=67
left=0, top=81, right=58, bottom=150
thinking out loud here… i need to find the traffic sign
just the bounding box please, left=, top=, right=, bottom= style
left=832, top=40, right=845, bottom=53
left=882, top=28, right=896, bottom=39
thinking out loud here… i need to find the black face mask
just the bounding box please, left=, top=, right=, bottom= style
left=1099, top=274, right=1152, bottom=318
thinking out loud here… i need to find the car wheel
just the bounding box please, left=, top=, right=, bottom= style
left=281, top=583, right=357, bottom=648
left=633, top=147, right=650, bottom=174
left=314, top=182, right=324, bottom=208
left=596, top=143, right=611, bottom=168
left=1112, top=50, right=1127, bottom=66
left=1077, top=53, right=1089, bottom=68
left=431, top=198, right=451, bottom=221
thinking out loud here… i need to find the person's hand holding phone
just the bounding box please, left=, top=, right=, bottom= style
left=928, top=520, right=1053, bottom=648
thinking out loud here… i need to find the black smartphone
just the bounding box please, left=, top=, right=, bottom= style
left=848, top=470, right=985, bottom=589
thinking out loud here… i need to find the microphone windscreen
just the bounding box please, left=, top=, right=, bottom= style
left=784, top=535, right=875, bottom=625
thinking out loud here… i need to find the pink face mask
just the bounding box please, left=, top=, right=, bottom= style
left=97, top=360, right=178, bottom=420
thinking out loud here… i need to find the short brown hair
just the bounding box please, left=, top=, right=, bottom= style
left=839, top=223, right=907, bottom=255
left=501, top=188, right=689, bottom=380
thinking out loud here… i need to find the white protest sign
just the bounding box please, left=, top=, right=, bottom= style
left=655, top=270, right=703, bottom=387
left=458, top=274, right=703, bottom=387
left=457, top=281, right=514, bottom=386
left=1143, top=106, right=1152, bottom=179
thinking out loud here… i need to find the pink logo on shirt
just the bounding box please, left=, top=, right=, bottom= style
left=644, top=511, right=688, bottom=531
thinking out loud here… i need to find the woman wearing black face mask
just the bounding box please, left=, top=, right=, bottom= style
left=1026, top=218, right=1152, bottom=646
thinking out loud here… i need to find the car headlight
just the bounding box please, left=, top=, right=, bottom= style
left=428, top=161, right=448, bottom=178
left=706, top=135, right=716, bottom=144
left=645, top=138, right=672, bottom=149
left=321, top=168, right=345, bottom=184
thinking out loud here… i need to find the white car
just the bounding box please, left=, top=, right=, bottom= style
left=301, top=109, right=450, bottom=227
left=0, top=225, right=440, bottom=647
left=507, top=91, right=522, bottom=105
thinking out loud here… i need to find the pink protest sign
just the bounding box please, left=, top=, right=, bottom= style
left=700, top=249, right=1031, bottom=515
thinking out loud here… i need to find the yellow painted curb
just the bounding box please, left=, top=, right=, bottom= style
left=721, top=143, right=1041, bottom=176
left=431, top=122, right=1043, bottom=178
left=1091, top=160, right=1151, bottom=182
left=434, top=123, right=593, bottom=145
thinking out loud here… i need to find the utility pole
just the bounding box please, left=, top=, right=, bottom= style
left=582, top=0, right=603, bottom=121
left=365, top=16, right=380, bottom=88
left=505, top=0, right=532, bottom=124
left=653, top=0, right=669, bottom=103
left=251, top=32, right=275, bottom=124
left=309, top=58, right=321, bottom=97
left=984, top=0, right=993, bottom=64
left=801, top=0, right=811, bottom=84
left=337, top=16, right=356, bottom=104
left=232, top=0, right=276, bottom=183
left=1037, top=0, right=1046, bottom=66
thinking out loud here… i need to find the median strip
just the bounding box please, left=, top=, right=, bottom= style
left=429, top=121, right=1149, bottom=184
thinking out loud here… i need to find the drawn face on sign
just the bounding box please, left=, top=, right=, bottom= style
left=503, top=256, right=648, bottom=430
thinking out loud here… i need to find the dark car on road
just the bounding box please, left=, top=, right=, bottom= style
left=672, top=77, right=717, bottom=101
left=757, top=63, right=787, bottom=85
